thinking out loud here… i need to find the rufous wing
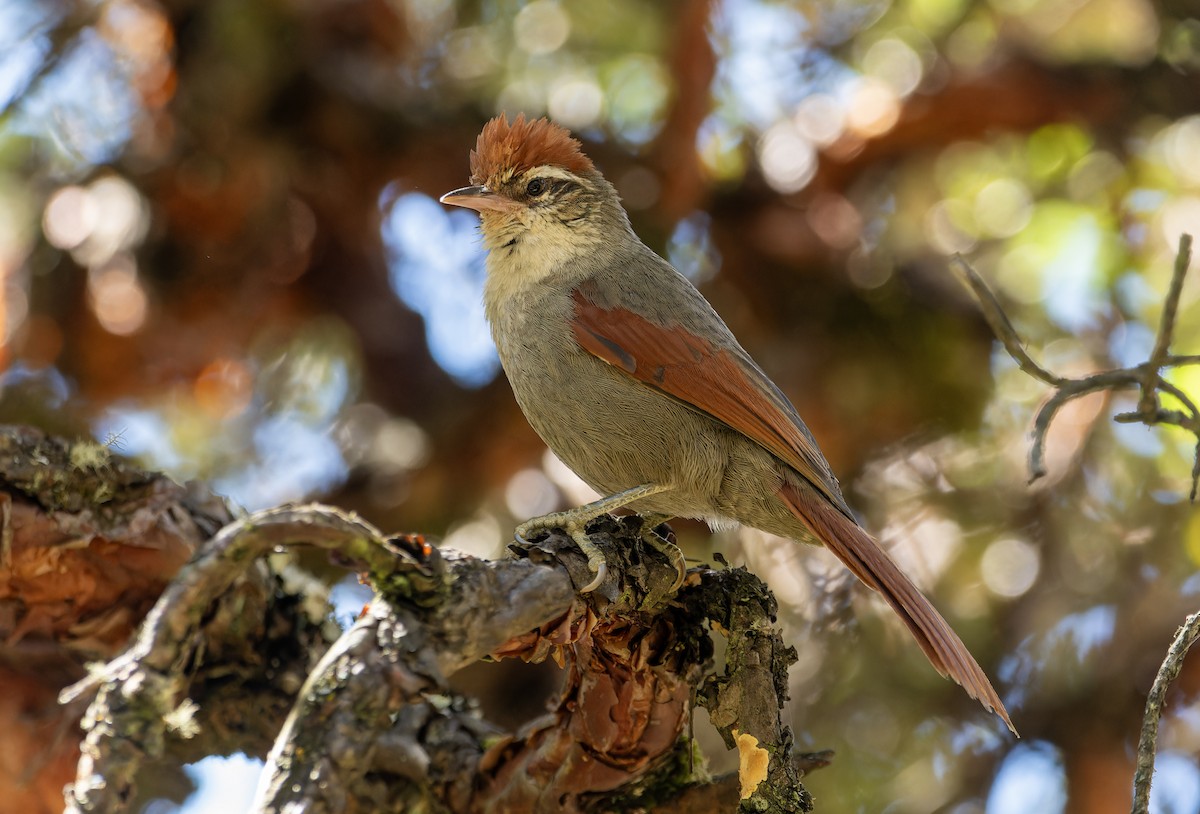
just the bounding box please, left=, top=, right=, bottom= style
left=569, top=287, right=1015, bottom=734
left=570, top=288, right=846, bottom=511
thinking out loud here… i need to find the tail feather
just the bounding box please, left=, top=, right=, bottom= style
left=780, top=483, right=1016, bottom=735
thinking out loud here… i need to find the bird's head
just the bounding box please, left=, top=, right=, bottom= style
left=440, top=114, right=628, bottom=257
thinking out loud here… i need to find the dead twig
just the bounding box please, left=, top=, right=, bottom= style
left=1131, top=610, right=1200, bottom=814
left=949, top=256, right=1066, bottom=389
left=951, top=233, right=1199, bottom=497
left=953, top=239, right=1200, bottom=814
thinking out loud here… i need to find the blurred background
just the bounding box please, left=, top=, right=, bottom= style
left=2, top=0, right=1200, bottom=811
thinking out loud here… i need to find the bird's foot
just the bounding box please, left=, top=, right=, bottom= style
left=515, top=484, right=672, bottom=594
left=640, top=516, right=686, bottom=593
left=515, top=513, right=608, bottom=593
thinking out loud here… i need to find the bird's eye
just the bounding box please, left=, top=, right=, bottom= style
left=526, top=178, right=546, bottom=196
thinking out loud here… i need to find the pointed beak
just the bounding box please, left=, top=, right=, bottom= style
left=439, top=185, right=520, bottom=213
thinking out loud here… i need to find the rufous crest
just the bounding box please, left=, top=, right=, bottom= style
left=470, top=114, right=595, bottom=184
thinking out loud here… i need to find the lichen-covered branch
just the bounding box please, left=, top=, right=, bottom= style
left=253, top=548, right=577, bottom=813
left=692, top=566, right=812, bottom=812
left=1131, top=610, right=1200, bottom=814
left=59, top=505, right=404, bottom=814
left=0, top=426, right=814, bottom=814
left=0, top=425, right=282, bottom=813
left=256, top=515, right=816, bottom=813
left=54, top=490, right=818, bottom=813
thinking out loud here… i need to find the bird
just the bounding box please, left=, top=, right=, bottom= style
left=440, top=113, right=1014, bottom=734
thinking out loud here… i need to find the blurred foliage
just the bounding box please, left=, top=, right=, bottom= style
left=3, top=0, right=1200, bottom=811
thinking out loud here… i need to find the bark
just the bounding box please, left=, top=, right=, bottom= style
left=0, top=425, right=284, bottom=814
left=0, top=425, right=820, bottom=814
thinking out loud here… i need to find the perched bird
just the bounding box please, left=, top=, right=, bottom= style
left=441, top=114, right=1014, bottom=733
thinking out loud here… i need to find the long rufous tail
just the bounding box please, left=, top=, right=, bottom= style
left=779, top=482, right=1016, bottom=735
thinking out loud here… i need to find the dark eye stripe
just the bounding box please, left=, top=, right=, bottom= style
left=523, top=178, right=579, bottom=205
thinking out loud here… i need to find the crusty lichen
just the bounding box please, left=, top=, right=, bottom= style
left=0, top=427, right=157, bottom=514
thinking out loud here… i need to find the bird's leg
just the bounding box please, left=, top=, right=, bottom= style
left=515, top=483, right=671, bottom=592
left=638, top=513, right=687, bottom=592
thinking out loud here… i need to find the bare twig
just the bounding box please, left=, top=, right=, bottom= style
left=1131, top=610, right=1200, bottom=814
left=1144, top=235, right=1193, bottom=394
left=952, top=235, right=1199, bottom=495
left=954, top=240, right=1200, bottom=814
left=1027, top=370, right=1140, bottom=483
left=949, top=255, right=1066, bottom=388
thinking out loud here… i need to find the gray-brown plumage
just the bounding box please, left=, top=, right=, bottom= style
left=441, top=114, right=1015, bottom=734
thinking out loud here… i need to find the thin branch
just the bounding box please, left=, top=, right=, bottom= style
left=954, top=240, right=1200, bottom=814
left=950, top=255, right=1066, bottom=387
left=1116, top=377, right=1200, bottom=449
left=1144, top=235, right=1193, bottom=383
left=1192, top=442, right=1200, bottom=502
left=1131, top=610, right=1200, bottom=814
left=952, top=236, right=1198, bottom=495
left=1027, top=371, right=1139, bottom=482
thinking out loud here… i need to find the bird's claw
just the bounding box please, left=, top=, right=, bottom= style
left=514, top=517, right=608, bottom=594
left=643, top=525, right=686, bottom=593
left=513, top=516, right=553, bottom=545
left=578, top=557, right=607, bottom=593
left=514, top=518, right=684, bottom=594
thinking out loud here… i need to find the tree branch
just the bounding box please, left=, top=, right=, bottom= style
left=1131, top=610, right=1200, bottom=814
left=952, top=234, right=1199, bottom=497
left=952, top=239, right=1200, bottom=814
left=1145, top=234, right=1192, bottom=393
left=252, top=538, right=578, bottom=813
left=949, top=256, right=1066, bottom=388
left=0, top=425, right=338, bottom=811
left=58, top=505, right=413, bottom=814
left=55, top=498, right=819, bottom=813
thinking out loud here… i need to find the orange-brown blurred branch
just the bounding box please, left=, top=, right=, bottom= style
left=652, top=0, right=718, bottom=221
